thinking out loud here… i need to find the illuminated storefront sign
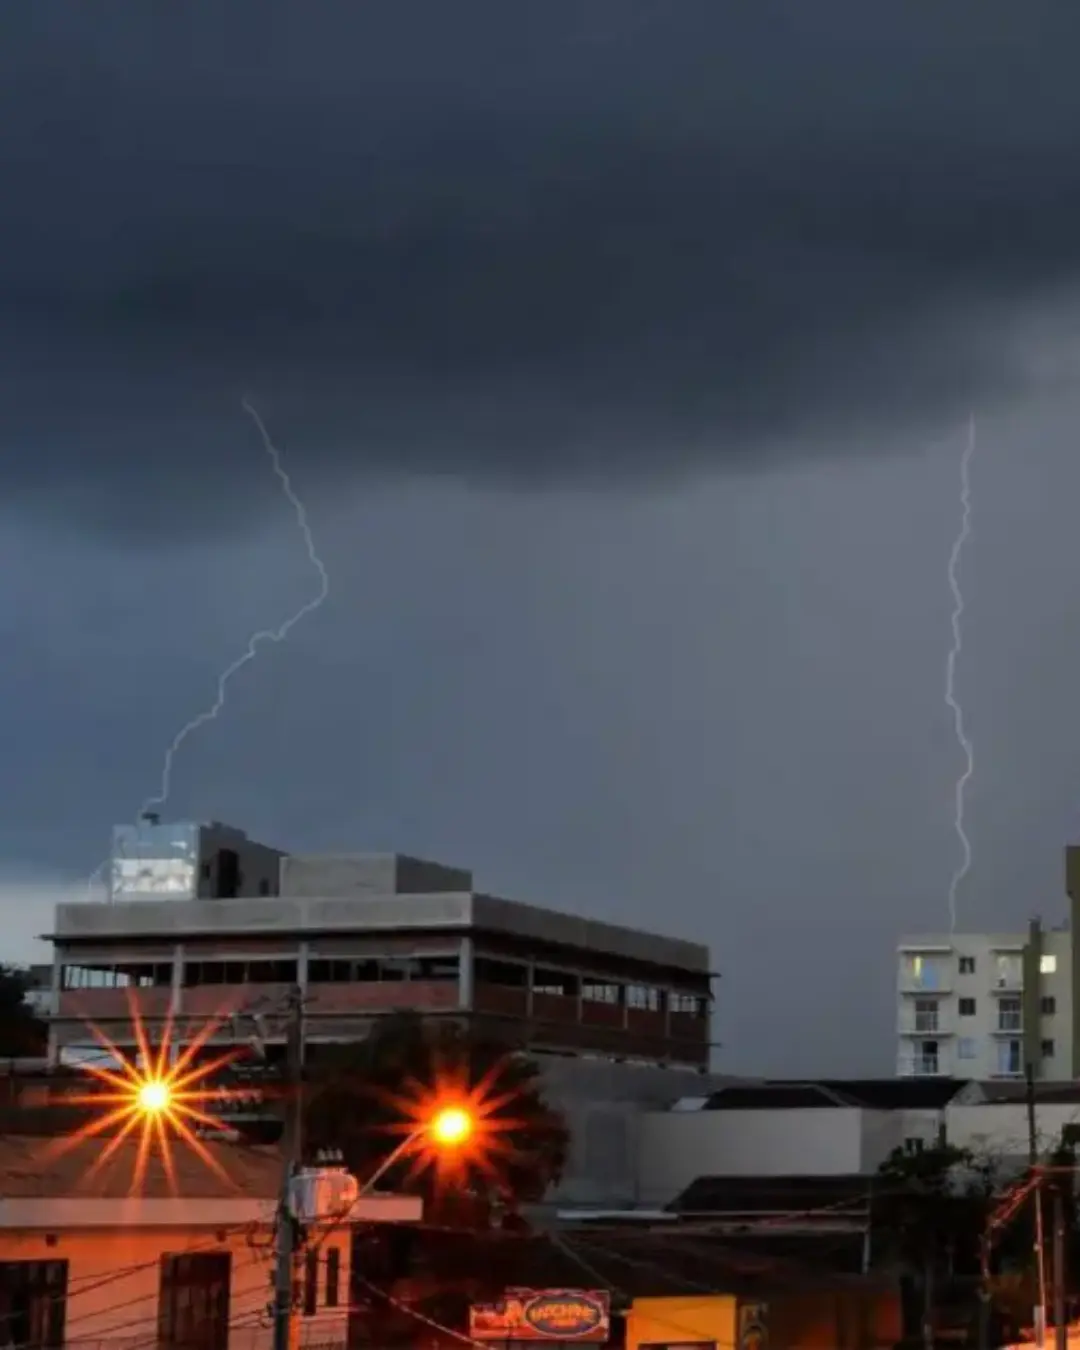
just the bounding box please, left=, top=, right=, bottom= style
left=470, top=1288, right=611, bottom=1342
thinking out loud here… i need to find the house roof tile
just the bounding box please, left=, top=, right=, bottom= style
left=0, top=1133, right=280, bottom=1199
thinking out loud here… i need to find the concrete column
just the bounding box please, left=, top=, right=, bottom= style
left=49, top=947, right=62, bottom=1019
left=458, top=937, right=473, bottom=1011
left=297, top=940, right=310, bottom=990
left=1022, top=919, right=1043, bottom=1078
left=171, top=943, right=185, bottom=1018
left=1067, top=848, right=1080, bottom=1078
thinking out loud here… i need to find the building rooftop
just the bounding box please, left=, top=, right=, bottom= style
left=0, top=1134, right=281, bottom=1199
left=671, top=1173, right=871, bottom=1218
left=52, top=888, right=709, bottom=974
left=701, top=1077, right=969, bottom=1112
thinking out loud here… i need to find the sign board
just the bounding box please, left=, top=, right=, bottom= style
left=470, top=1289, right=611, bottom=1342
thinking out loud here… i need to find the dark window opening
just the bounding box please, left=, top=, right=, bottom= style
left=258, top=879, right=271, bottom=896
left=307, top=956, right=445, bottom=983
left=1042, top=1039, right=1056, bottom=1058
left=959, top=956, right=976, bottom=974
left=415, top=956, right=460, bottom=981
left=183, top=960, right=297, bottom=987
left=158, top=1252, right=231, bottom=1350
left=1042, top=995, right=1057, bottom=1015
left=532, top=968, right=578, bottom=997
left=303, top=1249, right=318, bottom=1317
left=0, top=1260, right=67, bottom=1350
left=474, top=957, right=528, bottom=988
left=325, top=1248, right=340, bottom=1308
left=214, top=849, right=241, bottom=900
left=959, top=997, right=976, bottom=1016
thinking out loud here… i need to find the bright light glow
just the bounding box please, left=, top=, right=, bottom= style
left=50, top=990, right=243, bottom=1195
left=137, top=1079, right=172, bottom=1114
left=429, top=1106, right=471, bottom=1146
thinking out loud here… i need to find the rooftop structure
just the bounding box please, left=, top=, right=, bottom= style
left=47, top=818, right=714, bottom=1072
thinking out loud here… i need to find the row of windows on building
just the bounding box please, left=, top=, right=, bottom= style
left=955, top=953, right=1058, bottom=976
left=59, top=959, right=706, bottom=1015
left=912, top=994, right=1056, bottom=1031
left=909, top=1037, right=1052, bottom=1076
left=904, top=950, right=1059, bottom=990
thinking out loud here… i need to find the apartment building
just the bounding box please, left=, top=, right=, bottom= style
left=895, top=843, right=1080, bottom=1079
left=46, top=817, right=714, bottom=1074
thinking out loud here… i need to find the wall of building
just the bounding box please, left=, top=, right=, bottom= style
left=634, top=1106, right=882, bottom=1208
left=0, top=1223, right=348, bottom=1350
left=536, top=1056, right=720, bottom=1208
left=946, top=1101, right=1079, bottom=1161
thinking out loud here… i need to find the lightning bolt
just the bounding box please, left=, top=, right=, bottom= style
left=88, top=401, right=328, bottom=899
left=139, top=400, right=330, bottom=819
left=945, top=415, right=976, bottom=932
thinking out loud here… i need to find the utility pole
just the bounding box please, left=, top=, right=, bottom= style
left=271, top=985, right=305, bottom=1350
left=1054, top=1181, right=1067, bottom=1350
left=1028, top=1062, right=1049, bottom=1350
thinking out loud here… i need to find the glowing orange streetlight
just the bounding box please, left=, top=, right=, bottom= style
left=136, top=1079, right=172, bottom=1115
left=428, top=1105, right=471, bottom=1147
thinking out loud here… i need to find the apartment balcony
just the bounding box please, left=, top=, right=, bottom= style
left=897, top=1055, right=947, bottom=1078
left=898, top=973, right=952, bottom=996
left=989, top=977, right=1024, bottom=994
left=897, top=1013, right=953, bottom=1036
left=991, top=1018, right=1023, bottom=1035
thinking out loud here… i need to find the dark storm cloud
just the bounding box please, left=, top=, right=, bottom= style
left=4, top=0, right=1080, bottom=534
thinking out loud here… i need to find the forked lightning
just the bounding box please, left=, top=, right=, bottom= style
left=88, top=401, right=329, bottom=899
left=945, top=416, right=976, bottom=932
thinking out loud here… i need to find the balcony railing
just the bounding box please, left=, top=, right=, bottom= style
left=898, top=971, right=952, bottom=995
left=897, top=1013, right=952, bottom=1036
left=897, top=1056, right=945, bottom=1077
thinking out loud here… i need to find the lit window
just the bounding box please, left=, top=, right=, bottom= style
left=1041, top=954, right=1057, bottom=974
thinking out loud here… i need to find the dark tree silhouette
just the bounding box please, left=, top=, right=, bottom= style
left=0, top=965, right=47, bottom=1057
left=875, top=1142, right=993, bottom=1349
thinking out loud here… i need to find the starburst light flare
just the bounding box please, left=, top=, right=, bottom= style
left=51, top=990, right=247, bottom=1195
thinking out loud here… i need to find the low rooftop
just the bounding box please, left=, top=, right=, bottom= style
left=53, top=885, right=709, bottom=975
left=0, top=1134, right=281, bottom=1199
left=693, top=1077, right=969, bottom=1112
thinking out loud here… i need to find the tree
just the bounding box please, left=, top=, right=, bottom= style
left=304, top=1013, right=569, bottom=1210
left=874, top=1142, right=993, bottom=1349
left=0, top=965, right=47, bottom=1057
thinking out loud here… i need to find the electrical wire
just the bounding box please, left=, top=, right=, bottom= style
left=0, top=1220, right=270, bottom=1330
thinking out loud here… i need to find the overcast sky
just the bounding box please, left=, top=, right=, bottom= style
left=5, top=2, right=1080, bottom=1074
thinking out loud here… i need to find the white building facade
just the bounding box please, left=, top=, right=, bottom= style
left=633, top=1079, right=1080, bottom=1210
left=896, top=922, right=1073, bottom=1080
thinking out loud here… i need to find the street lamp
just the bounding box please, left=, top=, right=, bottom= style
left=428, top=1106, right=472, bottom=1148
left=136, top=1079, right=172, bottom=1115
left=354, top=1103, right=476, bottom=1195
